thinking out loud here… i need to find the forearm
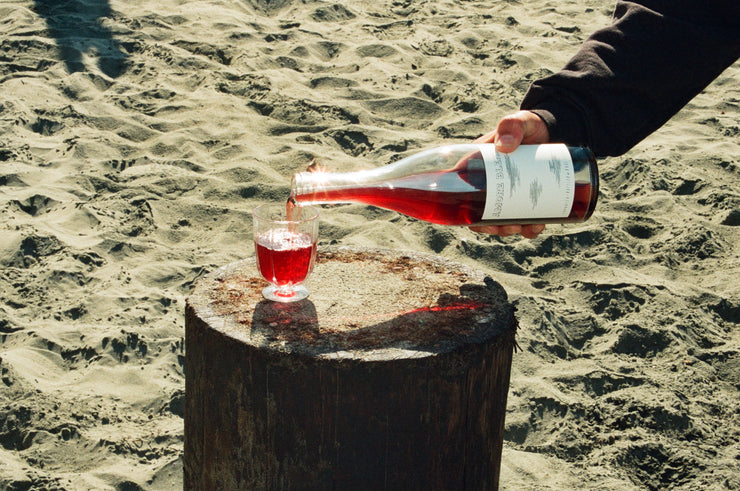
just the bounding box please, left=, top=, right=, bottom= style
left=521, top=0, right=740, bottom=157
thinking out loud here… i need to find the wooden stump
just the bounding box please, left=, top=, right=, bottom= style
left=185, top=247, right=517, bottom=490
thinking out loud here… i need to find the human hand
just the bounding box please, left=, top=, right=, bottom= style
left=468, top=223, right=546, bottom=239
left=470, top=111, right=550, bottom=238
left=474, top=110, right=550, bottom=151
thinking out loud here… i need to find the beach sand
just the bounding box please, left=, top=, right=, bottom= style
left=0, top=0, right=738, bottom=489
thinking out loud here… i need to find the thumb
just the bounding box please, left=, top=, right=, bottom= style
left=473, top=113, right=527, bottom=151
left=476, top=111, right=550, bottom=153
left=493, top=113, right=528, bottom=153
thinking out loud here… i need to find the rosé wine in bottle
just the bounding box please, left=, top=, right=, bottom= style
left=289, top=144, right=598, bottom=227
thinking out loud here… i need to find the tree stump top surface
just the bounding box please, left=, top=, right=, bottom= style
left=187, top=247, right=514, bottom=361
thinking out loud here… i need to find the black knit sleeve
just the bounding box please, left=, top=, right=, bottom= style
left=521, top=0, right=740, bottom=157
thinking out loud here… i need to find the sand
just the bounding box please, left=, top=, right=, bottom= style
left=0, top=0, right=738, bottom=489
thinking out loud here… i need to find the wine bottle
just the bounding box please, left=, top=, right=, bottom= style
left=289, top=143, right=598, bottom=227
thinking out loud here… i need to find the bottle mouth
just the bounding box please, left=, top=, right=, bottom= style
left=290, top=172, right=310, bottom=197
left=290, top=172, right=318, bottom=203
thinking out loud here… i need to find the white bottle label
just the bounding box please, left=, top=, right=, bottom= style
left=481, top=144, right=575, bottom=220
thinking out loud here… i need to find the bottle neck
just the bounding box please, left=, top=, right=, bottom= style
left=290, top=164, right=398, bottom=205
left=290, top=144, right=483, bottom=205
left=291, top=170, right=374, bottom=205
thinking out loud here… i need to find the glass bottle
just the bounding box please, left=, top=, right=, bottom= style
left=290, top=143, right=598, bottom=227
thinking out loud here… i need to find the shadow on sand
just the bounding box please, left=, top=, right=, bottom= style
left=33, top=0, right=127, bottom=78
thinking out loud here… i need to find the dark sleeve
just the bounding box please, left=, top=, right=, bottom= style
left=520, top=0, right=740, bottom=157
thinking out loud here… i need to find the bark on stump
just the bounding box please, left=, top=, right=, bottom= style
left=185, top=247, right=517, bottom=490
